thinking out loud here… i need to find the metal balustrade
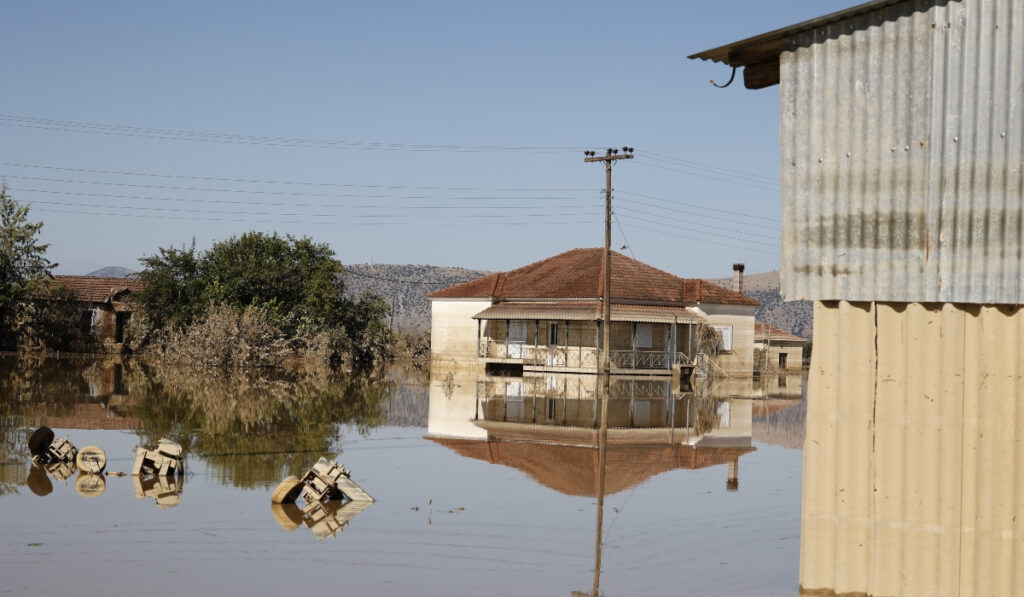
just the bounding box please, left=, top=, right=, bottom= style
left=482, top=340, right=693, bottom=371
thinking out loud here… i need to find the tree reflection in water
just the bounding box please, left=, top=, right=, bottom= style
left=0, top=355, right=394, bottom=491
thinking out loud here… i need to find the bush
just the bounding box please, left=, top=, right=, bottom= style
left=156, top=303, right=292, bottom=368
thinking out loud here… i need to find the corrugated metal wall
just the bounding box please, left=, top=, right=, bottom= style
left=801, top=300, right=1024, bottom=596
left=780, top=0, right=1024, bottom=303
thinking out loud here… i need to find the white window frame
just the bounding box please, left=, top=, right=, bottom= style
left=712, top=325, right=733, bottom=351
left=548, top=322, right=559, bottom=346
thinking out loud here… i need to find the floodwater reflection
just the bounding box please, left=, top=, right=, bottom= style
left=0, top=355, right=394, bottom=495
left=271, top=499, right=374, bottom=540
left=0, top=355, right=807, bottom=595
left=428, top=369, right=755, bottom=496
left=427, top=365, right=773, bottom=594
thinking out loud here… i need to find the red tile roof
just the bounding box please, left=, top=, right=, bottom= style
left=471, top=301, right=706, bottom=323
left=427, top=436, right=753, bottom=497
left=45, top=275, right=146, bottom=303
left=754, top=322, right=805, bottom=344
left=428, top=248, right=759, bottom=306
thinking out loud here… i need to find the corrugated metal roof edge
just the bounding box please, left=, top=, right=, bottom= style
left=687, top=0, right=909, bottom=76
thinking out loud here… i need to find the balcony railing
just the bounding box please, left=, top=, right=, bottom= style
left=481, top=340, right=693, bottom=370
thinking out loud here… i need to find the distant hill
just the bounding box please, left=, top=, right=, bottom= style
left=343, top=263, right=492, bottom=331
left=86, top=266, right=137, bottom=278
left=712, top=270, right=813, bottom=339
left=346, top=263, right=812, bottom=338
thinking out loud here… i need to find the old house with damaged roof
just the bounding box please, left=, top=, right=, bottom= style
left=427, top=248, right=760, bottom=378
left=42, top=275, right=145, bottom=346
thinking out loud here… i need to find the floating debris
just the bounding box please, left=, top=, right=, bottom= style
left=132, top=438, right=184, bottom=478
left=271, top=457, right=374, bottom=506
left=76, top=446, right=107, bottom=474
left=270, top=457, right=374, bottom=539
left=27, top=427, right=78, bottom=465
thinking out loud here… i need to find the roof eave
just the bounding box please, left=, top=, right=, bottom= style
left=687, top=0, right=907, bottom=89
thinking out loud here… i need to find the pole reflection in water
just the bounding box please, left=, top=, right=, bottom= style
left=592, top=382, right=608, bottom=597
left=428, top=363, right=756, bottom=595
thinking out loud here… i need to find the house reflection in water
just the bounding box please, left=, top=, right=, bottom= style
left=427, top=367, right=755, bottom=495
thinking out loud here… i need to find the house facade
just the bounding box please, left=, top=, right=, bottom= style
left=753, top=322, right=805, bottom=371
left=428, top=248, right=759, bottom=378
left=46, top=276, right=145, bottom=345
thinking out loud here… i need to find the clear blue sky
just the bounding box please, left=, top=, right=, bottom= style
left=0, top=0, right=852, bottom=279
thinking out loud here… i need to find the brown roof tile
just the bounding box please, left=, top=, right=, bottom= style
left=45, top=275, right=146, bottom=303
left=428, top=436, right=753, bottom=497
left=428, top=248, right=759, bottom=306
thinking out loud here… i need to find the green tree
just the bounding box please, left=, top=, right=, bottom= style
left=200, top=232, right=345, bottom=322
left=0, top=186, right=54, bottom=349
left=137, top=240, right=203, bottom=329
left=137, top=231, right=394, bottom=366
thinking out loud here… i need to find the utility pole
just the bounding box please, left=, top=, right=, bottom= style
left=583, top=146, right=633, bottom=596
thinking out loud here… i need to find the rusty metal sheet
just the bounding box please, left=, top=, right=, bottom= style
left=780, top=0, right=1024, bottom=304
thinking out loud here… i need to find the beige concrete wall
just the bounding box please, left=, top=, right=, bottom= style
left=801, top=301, right=1024, bottom=597
left=426, top=365, right=487, bottom=439
left=429, top=299, right=491, bottom=368
left=756, top=342, right=804, bottom=371
left=694, top=304, right=756, bottom=378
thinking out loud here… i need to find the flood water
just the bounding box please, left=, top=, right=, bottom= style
left=0, top=356, right=805, bottom=596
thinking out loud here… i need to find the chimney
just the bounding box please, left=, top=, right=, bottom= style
left=732, top=263, right=745, bottom=295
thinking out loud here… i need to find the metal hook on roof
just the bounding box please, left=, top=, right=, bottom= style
left=710, top=66, right=737, bottom=88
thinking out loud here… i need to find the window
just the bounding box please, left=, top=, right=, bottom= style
left=712, top=325, right=733, bottom=351
left=508, top=321, right=526, bottom=343
left=717, top=401, right=731, bottom=427
left=548, top=323, right=559, bottom=346
left=778, top=352, right=788, bottom=368
left=635, top=324, right=653, bottom=348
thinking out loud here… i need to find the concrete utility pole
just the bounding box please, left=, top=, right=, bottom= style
left=583, top=146, right=633, bottom=595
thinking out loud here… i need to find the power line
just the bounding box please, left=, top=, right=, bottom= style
left=614, top=205, right=780, bottom=242
left=6, top=185, right=595, bottom=212
left=615, top=195, right=779, bottom=232
left=636, top=150, right=781, bottom=185
left=0, top=114, right=585, bottom=153
left=616, top=214, right=777, bottom=250
left=0, top=161, right=597, bottom=192
left=632, top=159, right=782, bottom=194
left=615, top=189, right=781, bottom=224
left=0, top=176, right=596, bottom=204
left=31, top=205, right=601, bottom=227
left=21, top=196, right=600, bottom=220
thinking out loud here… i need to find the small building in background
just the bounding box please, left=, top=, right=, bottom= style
left=753, top=322, right=805, bottom=371
left=428, top=248, right=760, bottom=378
left=46, top=275, right=146, bottom=345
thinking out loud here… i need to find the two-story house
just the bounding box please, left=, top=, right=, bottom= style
left=428, top=248, right=759, bottom=378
